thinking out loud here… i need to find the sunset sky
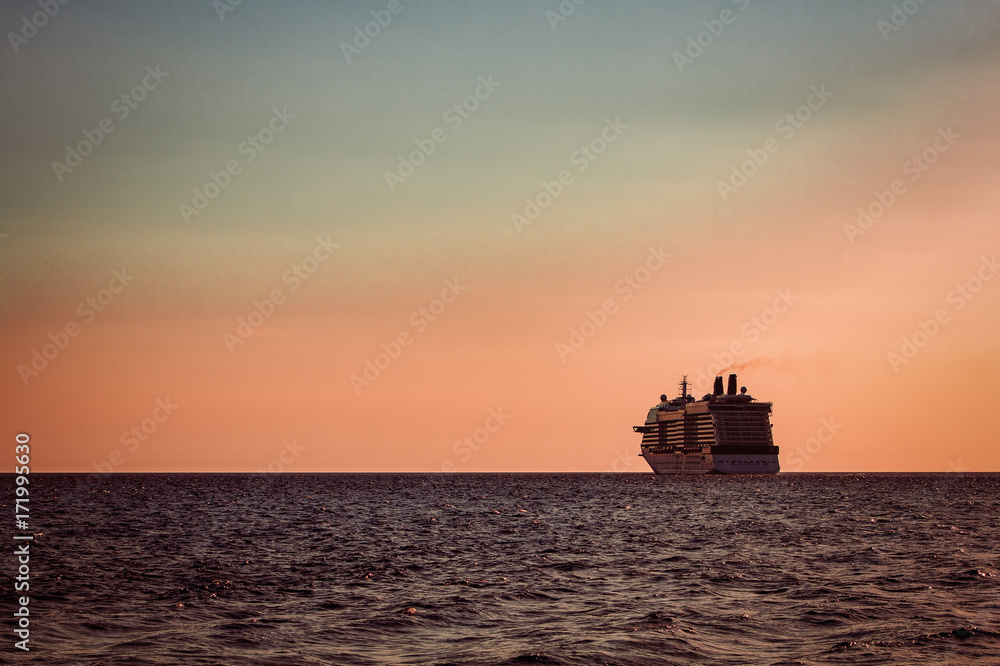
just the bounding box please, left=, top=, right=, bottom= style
left=2, top=0, right=999, bottom=473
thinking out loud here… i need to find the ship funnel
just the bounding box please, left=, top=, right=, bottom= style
left=713, top=376, right=724, bottom=395
left=727, top=373, right=738, bottom=395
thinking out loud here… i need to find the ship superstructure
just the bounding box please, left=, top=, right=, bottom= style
left=633, top=374, right=779, bottom=474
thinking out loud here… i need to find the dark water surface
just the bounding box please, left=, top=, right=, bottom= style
left=4, top=473, right=999, bottom=664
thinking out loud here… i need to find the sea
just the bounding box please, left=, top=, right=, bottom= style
left=4, top=473, right=999, bottom=665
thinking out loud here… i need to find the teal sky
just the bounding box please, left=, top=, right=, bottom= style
left=4, top=0, right=996, bottom=237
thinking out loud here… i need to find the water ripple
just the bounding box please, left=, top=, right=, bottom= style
left=3, top=472, right=998, bottom=664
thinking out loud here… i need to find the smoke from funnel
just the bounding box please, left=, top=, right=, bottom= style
left=721, top=357, right=773, bottom=373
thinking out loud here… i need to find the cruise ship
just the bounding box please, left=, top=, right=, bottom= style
left=633, top=374, right=779, bottom=474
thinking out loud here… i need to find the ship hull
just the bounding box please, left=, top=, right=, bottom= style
left=641, top=451, right=780, bottom=475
